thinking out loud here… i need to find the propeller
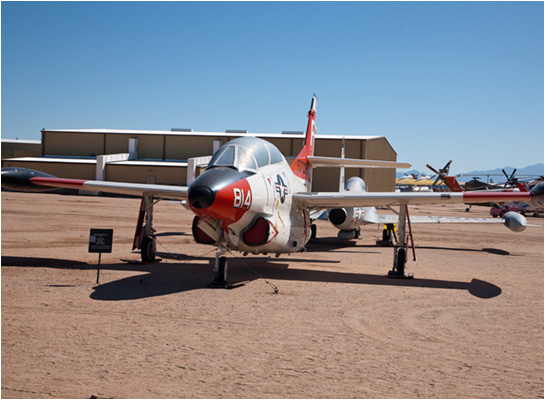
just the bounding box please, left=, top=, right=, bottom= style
left=426, top=160, right=452, bottom=187
left=502, top=168, right=517, bottom=188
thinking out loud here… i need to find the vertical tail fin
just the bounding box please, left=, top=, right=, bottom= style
left=444, top=176, right=464, bottom=192
left=339, top=137, right=345, bottom=191
left=516, top=182, right=528, bottom=192
left=291, top=95, right=317, bottom=191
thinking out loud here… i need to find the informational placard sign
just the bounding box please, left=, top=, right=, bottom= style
left=89, top=229, right=113, bottom=285
left=89, top=229, right=113, bottom=253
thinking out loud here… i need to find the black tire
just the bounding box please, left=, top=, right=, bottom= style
left=396, top=248, right=406, bottom=276
left=217, top=256, right=227, bottom=285
left=141, top=236, right=156, bottom=262
left=310, top=224, right=317, bottom=240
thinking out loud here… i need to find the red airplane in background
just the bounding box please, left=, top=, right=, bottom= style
left=2, top=96, right=543, bottom=287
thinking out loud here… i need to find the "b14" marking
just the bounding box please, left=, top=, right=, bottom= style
left=233, top=188, right=252, bottom=209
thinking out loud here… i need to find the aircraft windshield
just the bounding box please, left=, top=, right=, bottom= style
left=206, top=137, right=284, bottom=173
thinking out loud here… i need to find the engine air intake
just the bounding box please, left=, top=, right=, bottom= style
left=243, top=217, right=270, bottom=246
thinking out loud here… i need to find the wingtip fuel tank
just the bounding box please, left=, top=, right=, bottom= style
left=502, top=211, right=527, bottom=233
left=1, top=168, right=57, bottom=192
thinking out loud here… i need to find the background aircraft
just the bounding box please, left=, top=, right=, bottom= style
left=427, top=162, right=544, bottom=216
left=2, top=97, right=543, bottom=287
left=395, top=173, right=440, bottom=192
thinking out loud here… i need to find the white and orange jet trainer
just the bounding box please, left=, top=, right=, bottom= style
left=2, top=96, right=543, bottom=287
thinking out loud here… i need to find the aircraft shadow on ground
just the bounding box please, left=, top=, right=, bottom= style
left=307, top=237, right=514, bottom=256
left=306, top=238, right=383, bottom=254
left=1, top=254, right=501, bottom=301
left=414, top=246, right=512, bottom=256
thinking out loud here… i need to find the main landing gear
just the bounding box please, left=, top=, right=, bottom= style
left=387, top=205, right=414, bottom=279
left=133, top=195, right=158, bottom=263
left=141, top=235, right=156, bottom=263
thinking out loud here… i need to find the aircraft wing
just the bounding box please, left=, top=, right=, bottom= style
left=307, top=156, right=411, bottom=169
left=293, top=191, right=535, bottom=208
left=9, top=176, right=188, bottom=200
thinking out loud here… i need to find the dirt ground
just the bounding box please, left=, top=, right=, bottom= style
left=1, top=191, right=543, bottom=399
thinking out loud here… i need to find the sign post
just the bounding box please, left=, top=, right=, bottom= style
left=89, top=229, right=113, bottom=284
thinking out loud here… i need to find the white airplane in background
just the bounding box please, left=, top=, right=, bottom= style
left=2, top=96, right=543, bottom=287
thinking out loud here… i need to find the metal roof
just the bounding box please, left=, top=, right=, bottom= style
left=41, top=128, right=384, bottom=141
left=1, top=139, right=41, bottom=144
left=111, top=160, right=187, bottom=167
left=4, top=157, right=187, bottom=167
left=6, top=157, right=96, bottom=164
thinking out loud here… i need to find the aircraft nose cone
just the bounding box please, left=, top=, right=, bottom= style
left=188, top=185, right=215, bottom=209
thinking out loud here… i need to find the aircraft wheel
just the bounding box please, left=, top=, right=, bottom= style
left=210, top=256, right=228, bottom=287
left=141, top=236, right=156, bottom=262
left=310, top=224, right=317, bottom=240
left=388, top=247, right=408, bottom=278
left=396, top=248, right=406, bottom=276
left=218, top=256, right=227, bottom=283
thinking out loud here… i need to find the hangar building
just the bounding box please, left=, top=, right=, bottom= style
left=1, top=139, right=42, bottom=159
left=2, top=129, right=401, bottom=192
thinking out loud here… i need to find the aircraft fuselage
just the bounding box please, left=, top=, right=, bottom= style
left=187, top=139, right=311, bottom=255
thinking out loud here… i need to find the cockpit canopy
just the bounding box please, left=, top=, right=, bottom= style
left=206, top=137, right=285, bottom=173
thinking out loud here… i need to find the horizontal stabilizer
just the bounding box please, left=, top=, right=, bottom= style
left=307, top=156, right=411, bottom=169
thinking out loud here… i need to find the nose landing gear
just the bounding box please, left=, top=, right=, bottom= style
left=208, top=248, right=247, bottom=289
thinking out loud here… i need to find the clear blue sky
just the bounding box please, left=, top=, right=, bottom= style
left=2, top=1, right=543, bottom=173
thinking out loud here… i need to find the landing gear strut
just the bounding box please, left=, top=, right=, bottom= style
left=208, top=248, right=246, bottom=289
left=388, top=205, right=414, bottom=279
left=133, top=195, right=158, bottom=263
left=209, top=249, right=229, bottom=288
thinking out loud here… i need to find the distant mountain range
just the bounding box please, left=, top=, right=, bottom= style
left=397, top=163, right=544, bottom=183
